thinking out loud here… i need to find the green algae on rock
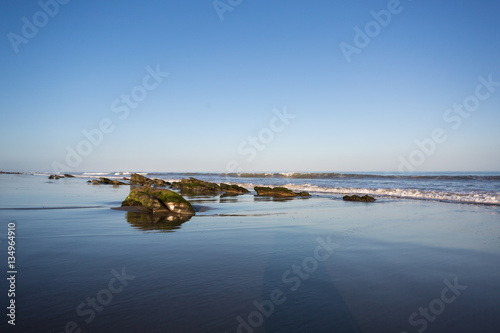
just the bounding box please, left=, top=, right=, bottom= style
left=219, top=183, right=250, bottom=195
left=130, top=173, right=170, bottom=187
left=91, top=177, right=127, bottom=185
left=254, top=186, right=310, bottom=197
left=122, top=186, right=195, bottom=215
left=343, top=194, right=376, bottom=202
left=170, top=177, right=222, bottom=195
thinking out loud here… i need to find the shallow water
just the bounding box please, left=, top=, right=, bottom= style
left=0, top=174, right=499, bottom=332
left=33, top=171, right=500, bottom=205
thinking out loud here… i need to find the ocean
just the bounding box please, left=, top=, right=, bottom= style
left=1, top=173, right=499, bottom=332
left=34, top=171, right=500, bottom=206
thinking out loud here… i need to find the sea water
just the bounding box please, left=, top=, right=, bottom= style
left=35, top=171, right=500, bottom=205
left=1, top=174, right=499, bottom=332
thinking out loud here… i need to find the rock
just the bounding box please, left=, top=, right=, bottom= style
left=101, top=177, right=127, bottom=185
left=64, top=174, right=75, bottom=178
left=130, top=173, right=169, bottom=187
left=48, top=175, right=55, bottom=179
left=219, top=183, right=250, bottom=196
left=130, top=173, right=151, bottom=185
left=343, top=195, right=376, bottom=202
left=90, top=178, right=127, bottom=185
left=254, top=186, right=310, bottom=197
left=153, top=178, right=170, bottom=187
left=87, top=180, right=92, bottom=183
left=48, top=174, right=63, bottom=179
left=122, top=177, right=130, bottom=180
left=171, top=177, right=222, bottom=195
left=122, top=187, right=195, bottom=215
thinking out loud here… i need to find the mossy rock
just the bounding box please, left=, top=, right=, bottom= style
left=172, top=177, right=222, bottom=195
left=90, top=177, right=127, bottom=185
left=130, top=173, right=169, bottom=187
left=97, top=177, right=127, bottom=185
left=254, top=186, right=310, bottom=197
left=130, top=173, right=150, bottom=185
left=343, top=195, right=376, bottom=202
left=122, top=186, right=195, bottom=215
left=220, top=183, right=250, bottom=195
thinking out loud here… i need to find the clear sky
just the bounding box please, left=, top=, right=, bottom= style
left=1, top=0, right=499, bottom=173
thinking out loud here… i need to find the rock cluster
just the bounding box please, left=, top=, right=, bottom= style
left=342, top=195, right=376, bottom=202
left=92, top=177, right=128, bottom=185
left=254, top=186, right=310, bottom=197
left=130, top=173, right=170, bottom=187
left=219, top=183, right=251, bottom=195
left=171, top=177, right=249, bottom=196
left=48, top=174, right=76, bottom=179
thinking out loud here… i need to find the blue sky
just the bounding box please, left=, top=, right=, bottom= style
left=0, top=0, right=499, bottom=172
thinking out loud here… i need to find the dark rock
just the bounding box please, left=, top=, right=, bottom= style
left=254, top=186, right=310, bottom=197
left=130, top=173, right=169, bottom=187
left=48, top=175, right=55, bottom=179
left=130, top=173, right=151, bottom=185
left=122, top=187, right=195, bottom=215
left=48, top=174, right=63, bottom=179
left=153, top=178, right=170, bottom=187
left=220, top=183, right=250, bottom=196
left=101, top=177, right=126, bottom=185
left=90, top=178, right=127, bottom=185
left=171, top=177, right=222, bottom=195
left=64, top=174, right=75, bottom=178
left=343, top=195, right=376, bottom=202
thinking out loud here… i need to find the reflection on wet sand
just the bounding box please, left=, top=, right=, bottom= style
left=126, top=211, right=193, bottom=232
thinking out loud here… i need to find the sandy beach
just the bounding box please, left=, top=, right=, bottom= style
left=1, top=174, right=499, bottom=332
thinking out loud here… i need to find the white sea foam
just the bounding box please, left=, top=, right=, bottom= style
left=233, top=182, right=500, bottom=205
left=279, top=172, right=297, bottom=177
